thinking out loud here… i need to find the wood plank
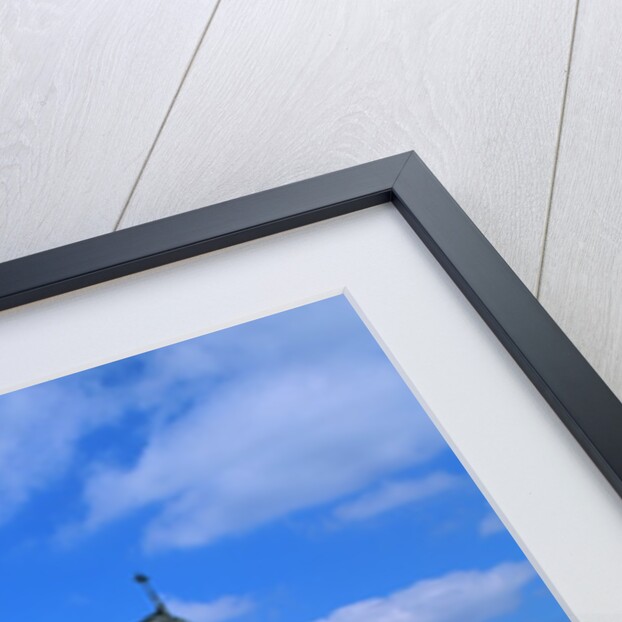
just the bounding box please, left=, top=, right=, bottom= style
left=539, top=0, right=622, bottom=400
left=120, top=0, right=576, bottom=290
left=0, top=0, right=218, bottom=262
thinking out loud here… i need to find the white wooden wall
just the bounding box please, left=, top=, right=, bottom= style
left=1, top=1, right=620, bottom=400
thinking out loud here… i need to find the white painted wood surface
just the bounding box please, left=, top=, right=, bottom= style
left=1, top=3, right=620, bottom=417
left=539, top=1, right=622, bottom=400
left=0, top=0, right=218, bottom=262
left=118, top=0, right=576, bottom=291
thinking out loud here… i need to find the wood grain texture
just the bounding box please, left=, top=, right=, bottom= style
left=0, top=0, right=218, bottom=262
left=539, top=1, right=622, bottom=400
left=120, top=0, right=576, bottom=290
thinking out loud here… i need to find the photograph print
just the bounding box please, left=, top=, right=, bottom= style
left=0, top=295, right=568, bottom=621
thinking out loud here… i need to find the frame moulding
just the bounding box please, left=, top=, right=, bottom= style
left=1, top=150, right=621, bottom=499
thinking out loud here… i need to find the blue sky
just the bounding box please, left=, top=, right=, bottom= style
left=0, top=296, right=568, bottom=622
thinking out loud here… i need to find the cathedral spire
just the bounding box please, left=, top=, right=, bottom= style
left=134, top=574, right=189, bottom=622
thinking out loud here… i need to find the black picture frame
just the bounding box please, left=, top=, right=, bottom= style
left=1, top=151, right=621, bottom=499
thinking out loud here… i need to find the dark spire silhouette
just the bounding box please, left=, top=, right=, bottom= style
left=134, top=574, right=189, bottom=622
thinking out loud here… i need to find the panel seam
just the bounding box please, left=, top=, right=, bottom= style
left=534, top=0, right=581, bottom=298
left=113, top=0, right=225, bottom=232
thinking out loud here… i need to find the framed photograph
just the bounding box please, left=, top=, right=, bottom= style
left=0, top=152, right=620, bottom=621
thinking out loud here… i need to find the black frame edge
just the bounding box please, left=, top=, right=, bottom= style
left=1, top=150, right=621, bottom=498
left=393, top=151, right=622, bottom=498
left=0, top=153, right=410, bottom=311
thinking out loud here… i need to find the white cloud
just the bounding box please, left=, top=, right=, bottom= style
left=0, top=381, right=120, bottom=524
left=0, top=338, right=225, bottom=525
left=0, top=325, right=288, bottom=527
left=478, top=512, right=505, bottom=537
left=0, top=297, right=444, bottom=549
left=80, top=358, right=443, bottom=551
left=310, top=562, right=535, bottom=622
left=333, top=472, right=461, bottom=523
left=165, top=595, right=253, bottom=622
